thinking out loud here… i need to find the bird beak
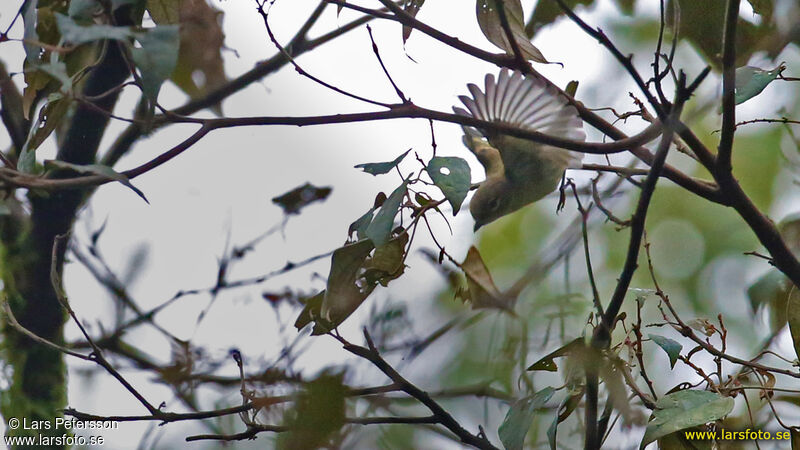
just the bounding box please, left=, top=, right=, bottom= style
left=473, top=221, right=483, bottom=232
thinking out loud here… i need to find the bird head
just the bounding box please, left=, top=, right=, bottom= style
left=470, top=177, right=513, bottom=231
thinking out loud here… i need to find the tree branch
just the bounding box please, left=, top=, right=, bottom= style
left=343, top=329, right=500, bottom=450
left=716, top=0, right=739, bottom=173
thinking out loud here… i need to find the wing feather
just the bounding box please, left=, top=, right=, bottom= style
left=456, top=70, right=586, bottom=170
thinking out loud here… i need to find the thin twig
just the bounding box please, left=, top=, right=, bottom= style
left=366, top=25, right=408, bottom=102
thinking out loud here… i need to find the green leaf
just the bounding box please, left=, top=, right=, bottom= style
left=427, top=156, right=471, bottom=215
left=640, top=390, right=734, bottom=449
left=306, top=234, right=408, bottom=335
left=778, top=213, right=800, bottom=254
left=319, top=239, right=376, bottom=333
left=547, top=390, right=583, bottom=450
left=150, top=0, right=226, bottom=113
left=657, top=1, right=783, bottom=71
left=55, top=13, right=133, bottom=44
left=146, top=0, right=181, bottom=24
left=499, top=387, right=555, bottom=450
left=525, top=0, right=595, bottom=38
left=564, top=80, right=579, bottom=97
left=68, top=0, right=103, bottom=21
left=734, top=64, right=784, bottom=105
left=477, top=0, right=549, bottom=63
left=527, top=337, right=585, bottom=371
left=19, top=96, right=71, bottom=173
left=748, top=270, right=790, bottom=311
left=363, top=232, right=409, bottom=286
left=365, top=180, right=408, bottom=247
left=746, top=0, right=773, bottom=21
left=649, top=334, right=682, bottom=369
left=21, top=0, right=40, bottom=63
left=294, top=291, right=325, bottom=331
left=44, top=160, right=149, bottom=203
left=546, top=409, right=558, bottom=450
left=354, top=149, right=410, bottom=175
left=348, top=208, right=375, bottom=240
left=17, top=144, right=37, bottom=175
left=787, top=286, right=800, bottom=362
left=131, top=25, right=180, bottom=115
left=30, top=62, right=72, bottom=90
left=747, top=270, right=791, bottom=334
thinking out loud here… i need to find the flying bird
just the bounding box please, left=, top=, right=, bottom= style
left=453, top=70, right=586, bottom=230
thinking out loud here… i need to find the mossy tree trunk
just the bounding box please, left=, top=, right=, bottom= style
left=0, top=5, right=138, bottom=448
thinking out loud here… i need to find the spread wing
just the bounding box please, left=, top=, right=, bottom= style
left=453, top=70, right=585, bottom=170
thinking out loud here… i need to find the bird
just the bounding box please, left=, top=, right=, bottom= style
left=453, top=70, right=586, bottom=230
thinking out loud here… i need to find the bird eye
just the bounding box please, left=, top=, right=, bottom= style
left=488, top=198, right=500, bottom=210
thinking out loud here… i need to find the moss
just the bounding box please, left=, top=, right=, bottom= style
left=0, top=227, right=68, bottom=449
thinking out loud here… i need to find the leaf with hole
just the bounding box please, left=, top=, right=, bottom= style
left=427, top=156, right=471, bottom=215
